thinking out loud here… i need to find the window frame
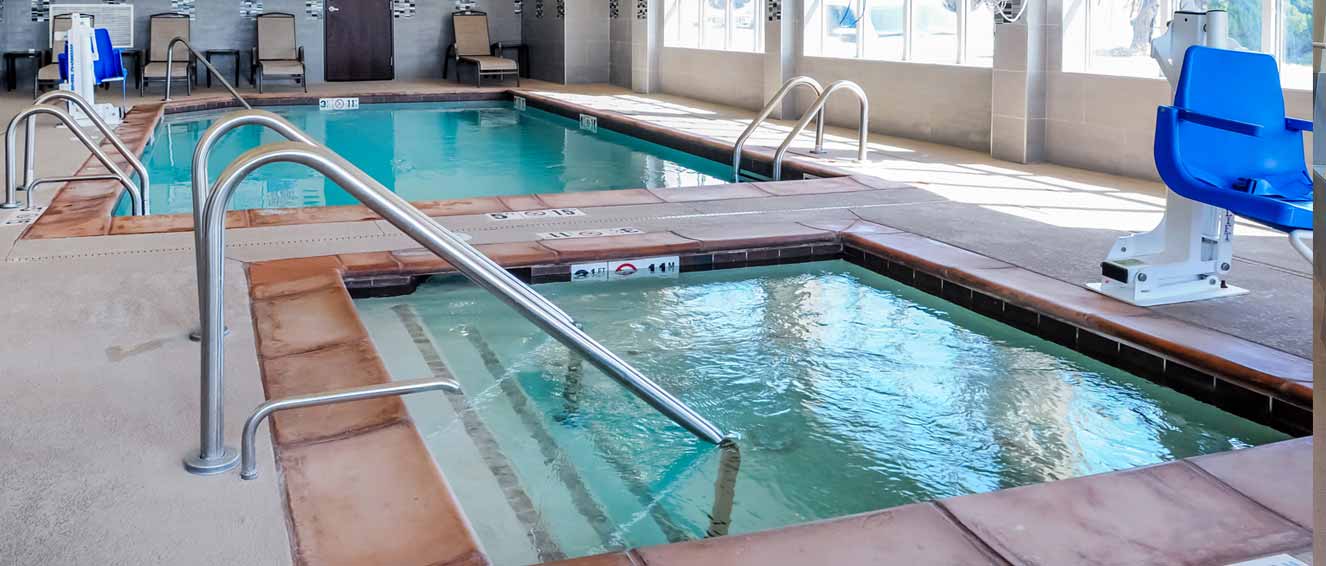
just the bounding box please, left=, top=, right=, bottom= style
left=664, top=0, right=766, bottom=53
left=803, top=0, right=991, bottom=66
left=1078, top=0, right=1307, bottom=87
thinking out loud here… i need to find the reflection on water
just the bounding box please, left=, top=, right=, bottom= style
left=355, top=261, right=1286, bottom=564
left=121, top=101, right=728, bottom=215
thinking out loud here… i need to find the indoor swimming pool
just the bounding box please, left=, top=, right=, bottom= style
left=118, top=101, right=728, bottom=215
left=354, top=260, right=1286, bottom=565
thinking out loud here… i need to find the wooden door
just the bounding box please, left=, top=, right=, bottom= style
left=324, top=0, right=394, bottom=81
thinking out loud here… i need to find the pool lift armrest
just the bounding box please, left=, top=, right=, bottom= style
left=1169, top=106, right=1263, bottom=136
left=1285, top=117, right=1312, bottom=132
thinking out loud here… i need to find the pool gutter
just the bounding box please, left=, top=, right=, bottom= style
left=246, top=221, right=1311, bottom=566
left=20, top=88, right=845, bottom=241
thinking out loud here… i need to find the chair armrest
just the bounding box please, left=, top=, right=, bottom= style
left=492, top=42, right=503, bottom=56
left=1286, top=117, right=1312, bottom=132
left=297, top=46, right=304, bottom=62
left=1172, top=106, right=1263, bottom=137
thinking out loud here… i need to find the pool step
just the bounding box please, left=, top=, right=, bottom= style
left=391, top=304, right=567, bottom=563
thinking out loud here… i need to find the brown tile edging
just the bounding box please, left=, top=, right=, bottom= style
left=22, top=102, right=164, bottom=239
left=247, top=222, right=1310, bottom=566
left=544, top=439, right=1311, bottom=566
left=246, top=256, right=488, bottom=566
left=26, top=88, right=860, bottom=240
left=516, top=91, right=851, bottom=181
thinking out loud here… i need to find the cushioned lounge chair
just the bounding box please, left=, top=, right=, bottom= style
left=35, top=13, right=94, bottom=97
left=445, top=10, right=519, bottom=87
left=252, top=13, right=307, bottom=93
left=140, top=13, right=194, bottom=96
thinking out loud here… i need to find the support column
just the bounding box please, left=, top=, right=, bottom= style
left=990, top=0, right=1049, bottom=163
left=762, top=0, right=798, bottom=118
left=632, top=0, right=660, bottom=92
left=1311, top=0, right=1323, bottom=562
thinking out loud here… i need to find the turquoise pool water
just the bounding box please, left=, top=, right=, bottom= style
left=118, top=101, right=728, bottom=215
left=355, top=261, right=1285, bottom=565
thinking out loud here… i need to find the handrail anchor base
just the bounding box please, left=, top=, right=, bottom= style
left=184, top=447, right=239, bottom=475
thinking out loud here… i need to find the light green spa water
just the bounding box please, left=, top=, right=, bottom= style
left=118, top=101, right=728, bottom=215
left=355, top=261, right=1285, bottom=565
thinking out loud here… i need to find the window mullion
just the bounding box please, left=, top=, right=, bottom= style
left=957, top=0, right=967, bottom=63
left=859, top=0, right=869, bottom=58
left=903, top=0, right=913, bottom=60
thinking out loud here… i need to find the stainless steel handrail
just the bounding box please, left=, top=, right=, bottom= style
left=22, top=90, right=151, bottom=214
left=731, top=76, right=825, bottom=182
left=186, top=126, right=726, bottom=475
left=184, top=110, right=317, bottom=342
left=772, top=80, right=870, bottom=181
left=164, top=37, right=252, bottom=109
left=3, top=104, right=145, bottom=214
left=240, top=377, right=461, bottom=480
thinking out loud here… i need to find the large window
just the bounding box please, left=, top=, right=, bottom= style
left=802, top=0, right=994, bottom=66
left=664, top=0, right=764, bottom=52
left=1076, top=0, right=1310, bottom=88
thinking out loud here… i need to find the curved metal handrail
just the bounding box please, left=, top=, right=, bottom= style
left=3, top=105, right=144, bottom=214
left=186, top=130, right=727, bottom=475
left=731, top=76, right=826, bottom=182
left=165, top=37, right=252, bottom=109
left=25, top=90, right=151, bottom=213
left=240, top=377, right=461, bottom=479
left=184, top=110, right=317, bottom=343
left=772, top=80, right=870, bottom=181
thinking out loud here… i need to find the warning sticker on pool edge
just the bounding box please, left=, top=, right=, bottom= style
left=537, top=227, right=642, bottom=240
left=487, top=208, right=584, bottom=221
left=319, top=97, right=360, bottom=111
left=608, top=257, right=679, bottom=280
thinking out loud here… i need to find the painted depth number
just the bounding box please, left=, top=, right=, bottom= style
left=319, top=97, right=360, bottom=111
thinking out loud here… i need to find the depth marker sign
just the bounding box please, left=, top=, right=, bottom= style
left=609, top=256, right=679, bottom=280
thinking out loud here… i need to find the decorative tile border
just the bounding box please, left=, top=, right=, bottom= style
left=248, top=223, right=1311, bottom=566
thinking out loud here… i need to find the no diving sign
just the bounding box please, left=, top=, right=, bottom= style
left=572, top=256, right=680, bottom=282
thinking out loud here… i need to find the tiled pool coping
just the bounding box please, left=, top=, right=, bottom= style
left=246, top=220, right=1311, bottom=566
left=21, top=89, right=847, bottom=240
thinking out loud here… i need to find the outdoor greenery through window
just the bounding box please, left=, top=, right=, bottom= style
left=802, top=0, right=995, bottom=66
left=664, top=0, right=764, bottom=52
left=1077, top=0, right=1311, bottom=89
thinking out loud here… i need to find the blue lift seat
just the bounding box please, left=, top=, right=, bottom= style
left=1153, top=45, right=1313, bottom=234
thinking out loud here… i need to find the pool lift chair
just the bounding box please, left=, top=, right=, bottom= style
left=1088, top=9, right=1315, bottom=307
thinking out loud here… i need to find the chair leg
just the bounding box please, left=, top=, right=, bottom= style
left=302, top=76, right=307, bottom=93
left=257, top=74, right=263, bottom=94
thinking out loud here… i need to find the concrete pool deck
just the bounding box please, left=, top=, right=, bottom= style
left=0, top=80, right=1314, bottom=565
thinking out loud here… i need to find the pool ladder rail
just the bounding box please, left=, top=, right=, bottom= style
left=2, top=90, right=148, bottom=213
left=186, top=109, right=729, bottom=478
left=163, top=36, right=252, bottom=110
left=732, top=76, right=870, bottom=182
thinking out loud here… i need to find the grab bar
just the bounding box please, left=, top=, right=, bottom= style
left=186, top=133, right=726, bottom=475
left=731, top=76, right=826, bottom=182
left=3, top=103, right=145, bottom=214
left=772, top=80, right=869, bottom=181
left=240, top=377, right=461, bottom=480
left=164, top=37, right=252, bottom=109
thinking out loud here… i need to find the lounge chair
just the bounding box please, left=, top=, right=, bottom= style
left=140, top=13, right=195, bottom=96
left=35, top=13, right=94, bottom=97
left=252, top=13, right=307, bottom=93
left=445, top=10, right=519, bottom=87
